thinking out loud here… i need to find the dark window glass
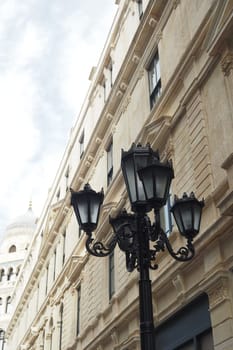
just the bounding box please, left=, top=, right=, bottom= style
left=109, top=251, right=115, bottom=299
left=148, top=52, right=161, bottom=109
left=155, top=294, right=213, bottom=350
left=65, top=166, right=69, bottom=192
left=5, top=297, right=11, bottom=314
left=137, top=0, right=143, bottom=18
left=53, top=249, right=56, bottom=281
left=79, top=131, right=84, bottom=159
left=62, top=231, right=66, bottom=265
left=7, top=268, right=14, bottom=281
left=107, top=141, right=113, bottom=186
left=76, top=286, right=81, bottom=335
left=0, top=329, right=5, bottom=350
left=9, top=245, right=16, bottom=253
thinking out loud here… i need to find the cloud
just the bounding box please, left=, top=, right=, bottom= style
left=0, top=0, right=117, bottom=240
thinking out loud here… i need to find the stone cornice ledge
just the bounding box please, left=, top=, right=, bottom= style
left=145, top=115, right=172, bottom=149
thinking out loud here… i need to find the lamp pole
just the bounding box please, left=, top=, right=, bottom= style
left=71, top=143, right=204, bottom=350
left=137, top=212, right=156, bottom=350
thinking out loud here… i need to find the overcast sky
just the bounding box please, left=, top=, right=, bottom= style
left=0, top=0, right=117, bottom=240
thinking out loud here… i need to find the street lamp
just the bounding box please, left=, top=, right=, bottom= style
left=71, top=143, right=204, bottom=350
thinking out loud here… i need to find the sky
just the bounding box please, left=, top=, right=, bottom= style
left=0, top=0, right=117, bottom=240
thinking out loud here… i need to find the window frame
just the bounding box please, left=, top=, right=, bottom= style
left=107, top=141, right=113, bottom=186
left=148, top=51, right=161, bottom=109
left=79, top=131, right=84, bottom=159
left=76, top=285, right=81, bottom=336
left=109, top=250, right=115, bottom=300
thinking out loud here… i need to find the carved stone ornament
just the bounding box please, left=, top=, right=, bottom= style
left=221, top=50, right=233, bottom=76
left=111, top=328, right=119, bottom=345
left=132, top=54, right=140, bottom=64
left=208, top=277, right=230, bottom=309
left=20, top=344, right=30, bottom=350
left=106, top=113, right=113, bottom=121
left=148, top=17, right=157, bottom=28
left=173, top=0, right=181, bottom=9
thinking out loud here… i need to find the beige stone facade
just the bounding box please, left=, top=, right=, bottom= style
left=5, top=0, right=233, bottom=349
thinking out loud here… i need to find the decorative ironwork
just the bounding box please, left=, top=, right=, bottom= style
left=85, top=235, right=117, bottom=257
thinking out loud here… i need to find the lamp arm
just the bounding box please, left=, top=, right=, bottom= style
left=156, top=230, right=195, bottom=261
left=85, top=234, right=117, bottom=257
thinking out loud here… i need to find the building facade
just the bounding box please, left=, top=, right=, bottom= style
left=6, top=0, right=233, bottom=349
left=0, top=205, right=37, bottom=349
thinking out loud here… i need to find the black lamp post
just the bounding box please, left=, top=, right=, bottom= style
left=71, top=143, right=204, bottom=350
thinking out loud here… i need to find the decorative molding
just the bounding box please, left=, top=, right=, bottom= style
left=95, top=137, right=102, bottom=145
left=148, top=17, right=158, bottom=28
left=172, top=0, right=181, bottom=9
left=87, top=154, right=94, bottom=163
left=106, top=113, right=113, bottom=121
left=172, top=273, right=185, bottom=304
left=138, top=68, right=144, bottom=80
left=208, top=277, right=230, bottom=310
left=221, top=50, right=233, bottom=76
left=132, top=54, right=140, bottom=64
left=116, top=90, right=123, bottom=98
left=111, top=328, right=119, bottom=345
left=121, top=96, right=131, bottom=113
left=120, top=81, right=128, bottom=91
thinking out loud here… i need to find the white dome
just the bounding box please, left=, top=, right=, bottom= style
left=6, top=207, right=37, bottom=231
left=0, top=203, right=37, bottom=254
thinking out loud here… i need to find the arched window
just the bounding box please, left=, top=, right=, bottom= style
left=5, top=296, right=11, bottom=314
left=9, top=245, right=16, bottom=253
left=0, top=269, right=4, bottom=282
left=7, top=268, right=14, bottom=281
left=16, top=266, right=21, bottom=276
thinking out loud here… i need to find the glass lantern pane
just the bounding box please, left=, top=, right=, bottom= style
left=173, top=208, right=184, bottom=234
left=143, top=167, right=154, bottom=199
left=90, top=196, right=100, bottom=224
left=125, top=158, right=137, bottom=203
left=181, top=205, right=193, bottom=231
left=78, top=198, right=89, bottom=224
left=155, top=170, right=167, bottom=199
left=193, top=204, right=201, bottom=232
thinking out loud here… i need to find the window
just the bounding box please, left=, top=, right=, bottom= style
left=7, top=267, right=14, bottom=281
left=56, top=188, right=60, bottom=202
left=45, top=265, right=49, bottom=295
left=109, top=61, right=113, bottom=88
left=148, top=51, right=161, bottom=109
left=62, top=231, right=66, bottom=265
left=79, top=131, right=84, bottom=159
left=53, top=249, right=57, bottom=281
left=160, top=193, right=173, bottom=235
left=109, top=251, right=115, bottom=300
left=65, top=166, right=70, bottom=192
left=137, top=0, right=143, bottom=18
left=59, top=303, right=63, bottom=350
left=0, top=329, right=5, bottom=350
left=76, top=286, right=81, bottom=335
left=107, top=141, right=113, bottom=186
left=155, top=294, right=214, bottom=350
left=0, top=269, right=4, bottom=282
left=9, top=245, right=16, bottom=253
left=5, top=296, right=11, bottom=314
left=175, top=329, right=214, bottom=350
